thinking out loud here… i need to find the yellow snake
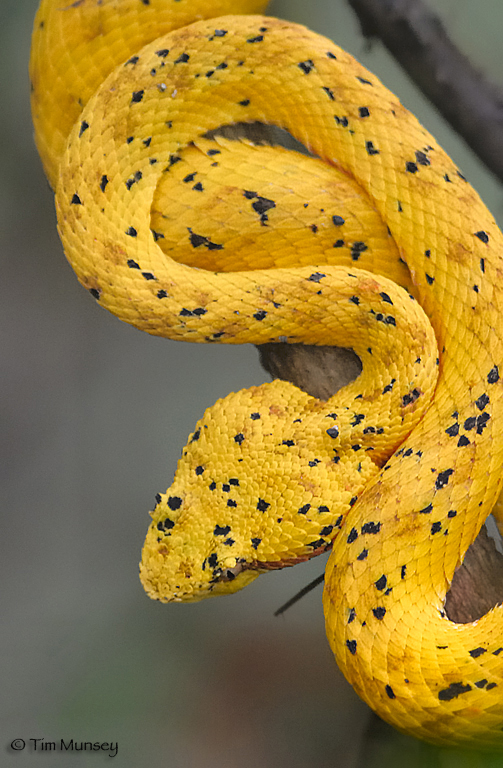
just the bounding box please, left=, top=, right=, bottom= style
left=30, top=0, right=503, bottom=749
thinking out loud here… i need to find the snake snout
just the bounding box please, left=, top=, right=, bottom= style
left=140, top=489, right=260, bottom=601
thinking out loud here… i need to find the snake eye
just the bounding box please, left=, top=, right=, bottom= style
left=151, top=492, right=187, bottom=538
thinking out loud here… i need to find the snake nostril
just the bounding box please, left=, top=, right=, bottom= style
left=221, top=559, right=246, bottom=581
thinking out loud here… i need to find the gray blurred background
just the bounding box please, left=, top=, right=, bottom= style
left=2, top=1, right=503, bottom=766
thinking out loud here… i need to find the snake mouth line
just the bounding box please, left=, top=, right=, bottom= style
left=218, top=542, right=333, bottom=583
left=251, top=544, right=333, bottom=571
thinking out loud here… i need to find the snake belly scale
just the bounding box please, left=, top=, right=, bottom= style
left=30, top=0, right=503, bottom=748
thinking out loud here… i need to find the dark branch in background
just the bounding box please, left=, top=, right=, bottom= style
left=347, top=0, right=503, bottom=184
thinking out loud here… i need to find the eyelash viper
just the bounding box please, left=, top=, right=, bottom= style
left=30, top=0, right=503, bottom=749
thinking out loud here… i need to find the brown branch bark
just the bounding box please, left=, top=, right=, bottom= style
left=347, top=0, right=503, bottom=184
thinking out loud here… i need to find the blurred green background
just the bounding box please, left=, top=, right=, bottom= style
left=2, top=1, right=503, bottom=766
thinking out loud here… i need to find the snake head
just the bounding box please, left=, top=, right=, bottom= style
left=139, top=380, right=379, bottom=602
left=140, top=478, right=261, bottom=603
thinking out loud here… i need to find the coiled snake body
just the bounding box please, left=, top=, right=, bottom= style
left=31, top=0, right=503, bottom=748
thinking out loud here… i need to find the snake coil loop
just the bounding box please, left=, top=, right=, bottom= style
left=31, top=0, right=503, bottom=748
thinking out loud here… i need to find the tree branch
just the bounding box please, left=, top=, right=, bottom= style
left=221, top=3, right=503, bottom=750
left=218, top=8, right=503, bottom=622
left=347, top=0, right=503, bottom=184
